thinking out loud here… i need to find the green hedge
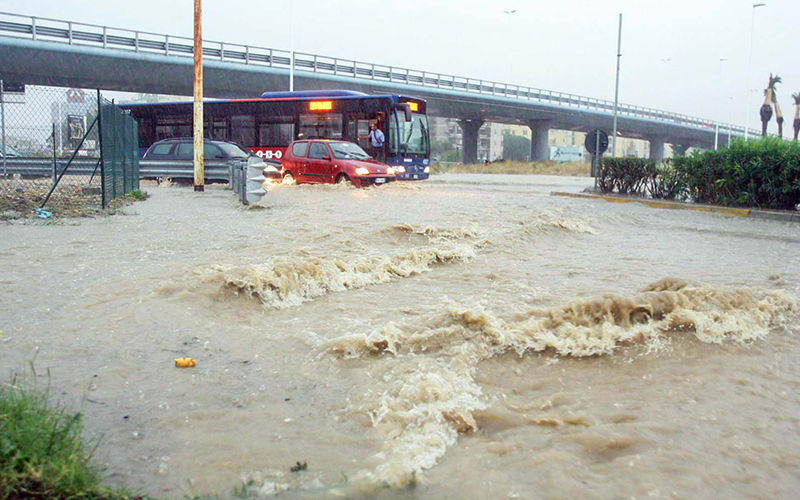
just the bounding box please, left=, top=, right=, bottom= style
left=599, top=138, right=800, bottom=210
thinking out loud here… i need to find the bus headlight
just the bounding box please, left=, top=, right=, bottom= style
left=386, top=167, right=395, bottom=175
left=424, top=166, right=430, bottom=173
left=355, top=167, right=370, bottom=176
left=395, top=166, right=405, bottom=173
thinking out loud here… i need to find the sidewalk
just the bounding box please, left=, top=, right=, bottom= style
left=551, top=191, right=800, bottom=223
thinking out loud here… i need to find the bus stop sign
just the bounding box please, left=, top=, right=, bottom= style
left=585, top=129, right=609, bottom=155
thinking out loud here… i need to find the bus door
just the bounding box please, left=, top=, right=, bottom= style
left=346, top=114, right=371, bottom=151
left=346, top=112, right=385, bottom=155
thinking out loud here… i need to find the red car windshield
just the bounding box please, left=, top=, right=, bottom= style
left=329, top=142, right=371, bottom=160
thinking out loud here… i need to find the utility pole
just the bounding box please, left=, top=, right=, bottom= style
left=745, top=3, right=766, bottom=141
left=611, top=13, right=622, bottom=157
left=289, top=0, right=294, bottom=92
left=193, top=0, right=204, bottom=192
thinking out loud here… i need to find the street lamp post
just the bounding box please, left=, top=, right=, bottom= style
left=289, top=0, right=294, bottom=92
left=611, top=13, right=622, bottom=157
left=745, top=3, right=766, bottom=141
left=716, top=58, right=728, bottom=150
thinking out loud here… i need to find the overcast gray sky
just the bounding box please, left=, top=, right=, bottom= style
left=15, top=0, right=800, bottom=132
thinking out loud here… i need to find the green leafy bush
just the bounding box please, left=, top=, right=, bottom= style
left=599, top=138, right=799, bottom=210
left=598, top=158, right=655, bottom=195
left=646, top=160, right=688, bottom=200
left=672, top=137, right=800, bottom=210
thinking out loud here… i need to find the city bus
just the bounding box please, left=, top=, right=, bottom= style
left=122, top=90, right=430, bottom=180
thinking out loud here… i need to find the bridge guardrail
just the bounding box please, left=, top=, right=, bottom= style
left=2, top=157, right=234, bottom=182
left=0, top=11, right=759, bottom=138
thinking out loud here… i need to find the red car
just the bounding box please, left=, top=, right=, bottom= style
left=281, top=140, right=396, bottom=187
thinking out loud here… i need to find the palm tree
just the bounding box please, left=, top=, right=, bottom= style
left=774, top=95, right=784, bottom=138
left=793, top=93, right=800, bottom=141
left=760, top=74, right=781, bottom=137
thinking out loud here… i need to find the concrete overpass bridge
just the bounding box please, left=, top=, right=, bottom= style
left=0, top=11, right=756, bottom=163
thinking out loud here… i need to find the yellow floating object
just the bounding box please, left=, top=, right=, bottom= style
left=174, top=357, right=196, bottom=368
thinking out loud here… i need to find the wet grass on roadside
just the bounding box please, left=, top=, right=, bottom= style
left=0, top=375, right=154, bottom=500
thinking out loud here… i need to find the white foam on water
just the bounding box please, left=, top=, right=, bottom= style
left=322, top=278, right=798, bottom=489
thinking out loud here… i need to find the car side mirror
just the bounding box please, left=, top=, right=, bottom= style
left=322, top=155, right=331, bottom=161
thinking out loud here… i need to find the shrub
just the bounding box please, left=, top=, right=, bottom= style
left=673, top=137, right=800, bottom=210
left=646, top=160, right=688, bottom=200
left=598, top=158, right=655, bottom=195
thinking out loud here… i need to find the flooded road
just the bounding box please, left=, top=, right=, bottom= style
left=1, top=174, right=799, bottom=499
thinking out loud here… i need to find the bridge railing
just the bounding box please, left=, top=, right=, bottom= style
left=0, top=11, right=759, bottom=138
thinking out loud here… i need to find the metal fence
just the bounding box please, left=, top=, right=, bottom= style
left=0, top=83, right=138, bottom=216
left=0, top=11, right=760, bottom=138
left=100, top=97, right=139, bottom=203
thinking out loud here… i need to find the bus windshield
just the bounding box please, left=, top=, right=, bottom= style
left=396, top=113, right=429, bottom=155
left=329, top=142, right=371, bottom=160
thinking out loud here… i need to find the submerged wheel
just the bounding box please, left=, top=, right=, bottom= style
left=282, top=172, right=295, bottom=185
left=336, top=174, right=350, bottom=184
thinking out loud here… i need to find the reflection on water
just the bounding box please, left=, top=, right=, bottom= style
left=1, top=175, right=799, bottom=499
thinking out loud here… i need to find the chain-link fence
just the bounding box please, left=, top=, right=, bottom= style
left=0, top=83, right=138, bottom=217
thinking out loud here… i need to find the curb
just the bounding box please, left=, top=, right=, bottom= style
left=550, top=192, right=799, bottom=223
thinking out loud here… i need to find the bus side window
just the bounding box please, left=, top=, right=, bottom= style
left=259, top=121, right=295, bottom=147
left=230, top=115, right=256, bottom=147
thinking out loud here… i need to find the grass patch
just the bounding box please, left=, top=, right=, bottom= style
left=432, top=160, right=590, bottom=176
left=127, top=189, right=147, bottom=201
left=0, top=376, right=153, bottom=499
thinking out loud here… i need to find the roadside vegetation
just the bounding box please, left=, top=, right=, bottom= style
left=432, top=160, right=590, bottom=176
left=598, top=137, right=800, bottom=211
left=0, top=376, right=152, bottom=500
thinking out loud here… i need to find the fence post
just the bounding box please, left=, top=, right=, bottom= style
left=68, top=22, right=73, bottom=44
left=52, top=123, right=57, bottom=183
left=32, top=17, right=37, bottom=40
left=0, top=80, right=6, bottom=179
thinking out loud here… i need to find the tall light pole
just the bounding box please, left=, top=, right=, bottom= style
left=716, top=58, right=728, bottom=149
left=745, top=3, right=766, bottom=140
left=611, top=13, right=622, bottom=157
left=193, top=0, right=204, bottom=192
left=289, top=0, right=294, bottom=92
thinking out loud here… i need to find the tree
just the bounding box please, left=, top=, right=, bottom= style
left=430, top=139, right=461, bottom=162
left=502, top=132, right=530, bottom=161
left=774, top=95, right=784, bottom=138
left=761, top=74, right=781, bottom=137
left=793, top=93, right=800, bottom=142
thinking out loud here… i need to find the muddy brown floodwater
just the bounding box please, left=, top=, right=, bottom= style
left=1, top=173, right=799, bottom=500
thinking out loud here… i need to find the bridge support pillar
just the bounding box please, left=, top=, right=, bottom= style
left=528, top=120, right=551, bottom=162
left=648, top=137, right=666, bottom=160
left=459, top=119, right=484, bottom=164
left=671, top=143, right=689, bottom=156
